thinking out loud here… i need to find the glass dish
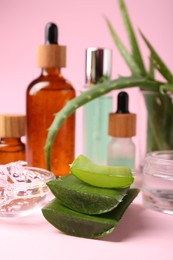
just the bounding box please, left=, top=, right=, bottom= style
left=142, top=151, right=173, bottom=215
left=0, top=165, right=55, bottom=217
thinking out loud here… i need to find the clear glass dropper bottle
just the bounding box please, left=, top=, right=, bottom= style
left=107, top=91, right=136, bottom=169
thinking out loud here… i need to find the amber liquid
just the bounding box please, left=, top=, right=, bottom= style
left=26, top=68, right=75, bottom=176
left=0, top=138, right=25, bottom=164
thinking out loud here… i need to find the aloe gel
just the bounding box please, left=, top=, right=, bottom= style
left=70, top=155, right=134, bottom=188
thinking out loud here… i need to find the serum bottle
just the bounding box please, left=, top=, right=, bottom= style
left=83, top=47, right=112, bottom=165
left=0, top=114, right=25, bottom=164
left=107, top=91, right=136, bottom=169
left=26, top=23, right=75, bottom=176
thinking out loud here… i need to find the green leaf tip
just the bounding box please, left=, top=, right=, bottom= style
left=104, top=16, right=141, bottom=76
left=117, top=0, right=146, bottom=76
left=140, top=30, right=173, bottom=83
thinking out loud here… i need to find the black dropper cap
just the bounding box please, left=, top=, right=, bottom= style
left=108, top=91, right=136, bottom=137
left=45, top=22, right=58, bottom=44
left=116, top=91, right=129, bottom=114
left=37, top=22, right=66, bottom=68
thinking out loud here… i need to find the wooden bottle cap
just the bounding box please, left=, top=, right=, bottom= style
left=108, top=113, right=136, bottom=137
left=0, top=114, right=26, bottom=138
left=36, top=45, right=66, bottom=68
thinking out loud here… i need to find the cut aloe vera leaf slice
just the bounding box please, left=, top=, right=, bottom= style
left=105, top=188, right=139, bottom=222
left=42, top=198, right=115, bottom=238
left=42, top=189, right=139, bottom=238
left=70, top=155, right=134, bottom=188
left=47, top=174, right=129, bottom=215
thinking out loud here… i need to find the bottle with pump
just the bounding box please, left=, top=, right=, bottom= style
left=107, top=91, right=136, bottom=169
left=83, top=47, right=112, bottom=165
left=0, top=114, right=25, bottom=164
left=26, top=23, right=75, bottom=176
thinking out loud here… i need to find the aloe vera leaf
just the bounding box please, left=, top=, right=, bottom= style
left=140, top=31, right=173, bottom=83
left=42, top=189, right=139, bottom=238
left=143, top=91, right=173, bottom=151
left=148, top=54, right=155, bottom=79
left=47, top=174, right=129, bottom=215
left=70, top=155, right=134, bottom=188
left=160, top=84, right=173, bottom=94
left=44, top=76, right=160, bottom=170
left=118, top=0, right=146, bottom=76
left=104, top=17, right=141, bottom=76
left=105, top=188, right=140, bottom=222
left=42, top=198, right=116, bottom=238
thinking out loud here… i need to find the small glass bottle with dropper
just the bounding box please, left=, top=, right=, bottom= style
left=107, top=91, right=136, bottom=169
left=0, top=114, right=25, bottom=164
left=26, top=23, right=75, bottom=176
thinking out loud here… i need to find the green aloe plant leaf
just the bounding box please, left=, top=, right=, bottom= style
left=140, top=31, right=173, bottom=83
left=70, top=154, right=134, bottom=188
left=47, top=174, right=129, bottom=215
left=118, top=0, right=146, bottom=76
left=148, top=54, right=155, bottom=80
left=42, top=188, right=139, bottom=238
left=45, top=76, right=160, bottom=170
left=105, top=17, right=141, bottom=76
left=160, top=83, right=173, bottom=94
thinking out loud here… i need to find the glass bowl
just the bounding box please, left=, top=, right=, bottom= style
left=0, top=165, right=55, bottom=217
left=142, top=151, right=173, bottom=215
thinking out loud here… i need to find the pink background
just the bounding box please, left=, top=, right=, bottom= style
left=1, top=0, right=173, bottom=167
left=0, top=2, right=173, bottom=257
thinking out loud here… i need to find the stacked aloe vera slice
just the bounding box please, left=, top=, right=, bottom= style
left=42, top=155, right=139, bottom=238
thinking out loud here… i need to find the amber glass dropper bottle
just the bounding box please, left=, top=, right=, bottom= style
left=26, top=22, right=75, bottom=176
left=0, top=114, right=26, bottom=164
